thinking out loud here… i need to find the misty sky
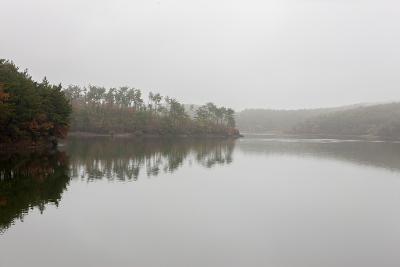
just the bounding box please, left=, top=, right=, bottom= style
left=1, top=0, right=399, bottom=110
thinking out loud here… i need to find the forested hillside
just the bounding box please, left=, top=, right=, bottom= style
left=237, top=103, right=400, bottom=139
left=236, top=105, right=365, bottom=133
left=236, top=108, right=332, bottom=133
left=292, top=103, right=400, bottom=138
left=0, top=60, right=71, bottom=145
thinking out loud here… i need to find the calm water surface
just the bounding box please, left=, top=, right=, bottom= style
left=1, top=136, right=400, bottom=267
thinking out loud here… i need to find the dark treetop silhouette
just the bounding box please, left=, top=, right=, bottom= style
left=0, top=60, right=71, bottom=146
left=64, top=85, right=239, bottom=137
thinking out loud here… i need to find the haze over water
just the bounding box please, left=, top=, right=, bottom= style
left=1, top=136, right=400, bottom=267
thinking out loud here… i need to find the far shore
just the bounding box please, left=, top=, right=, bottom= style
left=240, top=132, right=400, bottom=142
left=0, top=132, right=243, bottom=153
left=3, top=131, right=398, bottom=155
left=67, top=131, right=244, bottom=139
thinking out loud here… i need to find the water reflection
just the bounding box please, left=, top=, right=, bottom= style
left=0, top=150, right=70, bottom=233
left=65, top=137, right=235, bottom=181
left=2, top=136, right=400, bottom=234
left=0, top=138, right=235, bottom=233
left=239, top=137, right=400, bottom=172
left=2, top=137, right=400, bottom=266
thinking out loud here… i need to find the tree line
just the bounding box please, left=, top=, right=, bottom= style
left=0, top=60, right=71, bottom=144
left=64, top=84, right=237, bottom=136
left=0, top=59, right=240, bottom=145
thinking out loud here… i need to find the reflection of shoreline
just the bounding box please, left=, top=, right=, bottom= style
left=238, top=137, right=400, bottom=172
left=0, top=150, right=70, bottom=233
left=65, top=137, right=235, bottom=181
left=67, top=131, right=243, bottom=139
left=0, top=138, right=236, bottom=233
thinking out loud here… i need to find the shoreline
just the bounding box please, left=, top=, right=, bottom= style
left=0, top=132, right=243, bottom=153
left=67, top=131, right=244, bottom=139
left=3, top=132, right=399, bottom=153
left=241, top=132, right=400, bottom=142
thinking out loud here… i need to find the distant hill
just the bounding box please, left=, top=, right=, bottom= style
left=237, top=102, right=400, bottom=139
left=292, top=102, right=400, bottom=138
left=236, top=103, right=369, bottom=133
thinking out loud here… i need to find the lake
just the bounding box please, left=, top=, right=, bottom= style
left=1, top=136, right=400, bottom=267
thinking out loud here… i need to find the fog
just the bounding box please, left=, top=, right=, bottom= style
left=1, top=0, right=399, bottom=110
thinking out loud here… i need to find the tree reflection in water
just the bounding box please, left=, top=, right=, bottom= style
left=0, top=138, right=235, bottom=232
left=0, top=150, right=70, bottom=233
left=65, top=137, right=235, bottom=181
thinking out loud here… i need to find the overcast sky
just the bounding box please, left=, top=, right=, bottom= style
left=1, top=0, right=399, bottom=110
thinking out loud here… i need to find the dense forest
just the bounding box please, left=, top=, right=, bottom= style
left=64, top=85, right=238, bottom=137
left=0, top=59, right=240, bottom=146
left=0, top=60, right=71, bottom=145
left=236, top=104, right=368, bottom=133
left=237, top=103, right=400, bottom=139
